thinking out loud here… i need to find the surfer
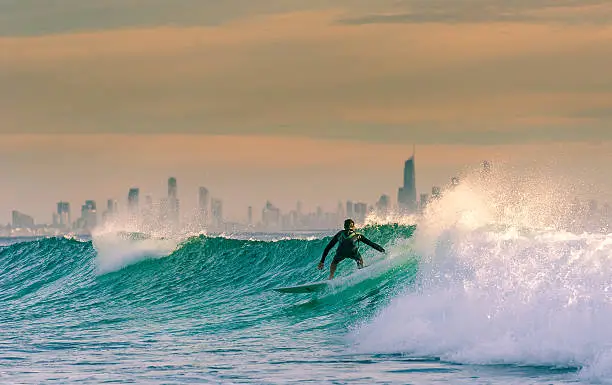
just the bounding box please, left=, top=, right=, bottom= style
left=317, top=219, right=386, bottom=280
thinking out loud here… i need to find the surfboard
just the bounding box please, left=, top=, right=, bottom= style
left=273, top=263, right=382, bottom=294
left=273, top=280, right=330, bottom=293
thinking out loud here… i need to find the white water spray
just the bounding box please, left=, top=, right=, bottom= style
left=351, top=165, right=612, bottom=382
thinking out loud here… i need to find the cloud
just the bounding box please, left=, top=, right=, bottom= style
left=340, top=0, right=612, bottom=25
left=0, top=0, right=346, bottom=37
left=1, top=10, right=611, bottom=144
left=4, top=0, right=610, bottom=37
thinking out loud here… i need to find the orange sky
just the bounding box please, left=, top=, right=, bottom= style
left=1, top=2, right=611, bottom=223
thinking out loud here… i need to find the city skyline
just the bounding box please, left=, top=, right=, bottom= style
left=5, top=144, right=612, bottom=237
left=4, top=140, right=494, bottom=234
left=3, top=149, right=443, bottom=231
left=2, top=136, right=612, bottom=229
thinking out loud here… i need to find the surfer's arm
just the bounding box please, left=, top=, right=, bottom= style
left=359, top=235, right=386, bottom=253
left=319, top=232, right=340, bottom=264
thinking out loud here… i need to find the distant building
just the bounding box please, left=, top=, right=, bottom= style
left=103, top=199, right=118, bottom=224
left=247, top=206, right=253, bottom=226
left=138, top=194, right=155, bottom=229
left=85, top=200, right=97, bottom=228
left=107, top=199, right=118, bottom=213
left=419, top=193, right=430, bottom=211
left=353, top=202, right=368, bottom=224
left=57, top=201, right=71, bottom=228
left=376, top=194, right=390, bottom=214
left=77, top=200, right=97, bottom=232
left=12, top=210, right=34, bottom=228
left=167, top=177, right=179, bottom=227
left=262, top=201, right=281, bottom=229
left=211, top=198, right=223, bottom=229
left=296, top=201, right=303, bottom=216
left=346, top=201, right=354, bottom=218
left=336, top=201, right=345, bottom=219
left=398, top=151, right=417, bottom=212
left=168, top=177, right=177, bottom=199
left=288, top=210, right=298, bottom=229
left=198, top=187, right=209, bottom=226
left=128, top=188, right=139, bottom=216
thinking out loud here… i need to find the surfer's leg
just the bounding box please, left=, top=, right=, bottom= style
left=329, top=262, right=338, bottom=280
left=329, top=255, right=345, bottom=279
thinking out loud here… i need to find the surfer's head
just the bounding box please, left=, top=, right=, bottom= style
left=344, top=219, right=355, bottom=231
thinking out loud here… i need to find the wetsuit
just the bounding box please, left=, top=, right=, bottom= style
left=319, top=230, right=385, bottom=267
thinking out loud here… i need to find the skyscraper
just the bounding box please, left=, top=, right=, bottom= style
left=80, top=200, right=97, bottom=231
left=247, top=206, right=253, bottom=226
left=168, top=177, right=177, bottom=199
left=354, top=202, right=368, bottom=224
left=12, top=211, right=34, bottom=228
left=128, top=188, right=139, bottom=211
left=346, top=201, right=354, bottom=218
left=107, top=199, right=118, bottom=213
left=167, top=177, right=179, bottom=227
left=211, top=198, right=223, bottom=229
left=128, top=188, right=140, bottom=225
left=198, top=187, right=209, bottom=226
left=398, top=149, right=417, bottom=212
left=376, top=194, right=390, bottom=214
left=57, top=201, right=71, bottom=228
left=262, top=201, right=281, bottom=229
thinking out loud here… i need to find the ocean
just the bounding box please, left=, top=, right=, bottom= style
left=2, top=174, right=612, bottom=384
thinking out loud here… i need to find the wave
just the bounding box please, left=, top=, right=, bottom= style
left=0, top=225, right=416, bottom=330
left=350, top=164, right=612, bottom=382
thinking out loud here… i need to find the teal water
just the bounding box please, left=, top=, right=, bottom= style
left=1, top=223, right=611, bottom=384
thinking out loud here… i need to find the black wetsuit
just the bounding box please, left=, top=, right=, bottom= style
left=320, top=230, right=385, bottom=267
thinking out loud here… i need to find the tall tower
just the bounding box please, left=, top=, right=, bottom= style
left=57, top=201, right=71, bottom=228
left=167, top=177, right=179, bottom=227
left=198, top=187, right=209, bottom=227
left=211, top=198, right=223, bottom=229
left=128, top=188, right=139, bottom=214
left=107, top=199, right=118, bottom=213
left=168, top=177, right=177, bottom=199
left=80, top=200, right=97, bottom=231
left=128, top=188, right=140, bottom=226
left=398, top=145, right=417, bottom=212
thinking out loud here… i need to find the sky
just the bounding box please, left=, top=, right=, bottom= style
left=1, top=1, right=611, bottom=224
